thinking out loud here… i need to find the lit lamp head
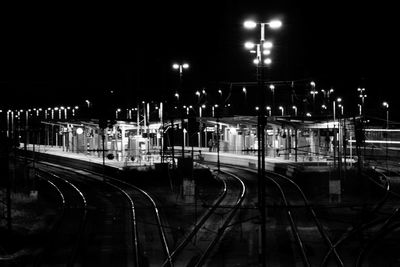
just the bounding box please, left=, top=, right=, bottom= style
left=243, top=20, right=257, bottom=29
left=383, top=101, right=389, bottom=108
left=244, top=19, right=282, bottom=29
left=268, top=20, right=282, bottom=29
left=76, top=127, right=83, bottom=135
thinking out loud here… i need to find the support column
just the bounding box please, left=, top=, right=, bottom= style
left=121, top=125, right=126, bottom=159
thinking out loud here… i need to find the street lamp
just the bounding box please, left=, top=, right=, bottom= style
left=333, top=97, right=342, bottom=120
left=279, top=106, right=284, bottom=116
left=338, top=104, right=344, bottom=116
left=269, top=84, right=275, bottom=115
left=266, top=106, right=271, bottom=116
left=172, top=62, right=189, bottom=160
left=310, top=81, right=318, bottom=114
left=292, top=105, right=297, bottom=116
left=244, top=18, right=282, bottom=267
left=383, top=101, right=389, bottom=129
left=73, top=106, right=79, bottom=117
left=60, top=106, right=66, bottom=120
left=195, top=90, right=201, bottom=102
left=115, top=108, right=121, bottom=119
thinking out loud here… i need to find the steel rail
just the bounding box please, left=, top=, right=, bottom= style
left=161, top=171, right=227, bottom=267
left=194, top=169, right=246, bottom=267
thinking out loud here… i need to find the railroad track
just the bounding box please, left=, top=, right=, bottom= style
left=202, top=161, right=343, bottom=267
left=352, top=168, right=400, bottom=266
left=32, top=169, right=88, bottom=266
left=31, top=156, right=248, bottom=267
left=264, top=170, right=341, bottom=267
left=32, top=159, right=172, bottom=266
left=160, top=166, right=246, bottom=266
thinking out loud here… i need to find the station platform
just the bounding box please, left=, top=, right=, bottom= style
left=20, top=144, right=334, bottom=175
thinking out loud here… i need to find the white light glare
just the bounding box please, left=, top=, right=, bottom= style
left=268, top=20, right=282, bottom=29
left=244, top=20, right=257, bottom=29
left=172, top=64, right=179, bottom=69
left=263, top=41, right=273, bottom=49
left=182, top=63, right=189, bottom=69
left=264, top=58, right=272, bottom=65
left=253, top=58, right=260, bottom=65
left=244, top=41, right=255, bottom=49
left=263, top=50, right=271, bottom=55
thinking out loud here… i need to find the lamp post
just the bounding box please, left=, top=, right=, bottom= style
left=292, top=105, right=297, bottom=116
left=383, top=101, right=389, bottom=129
left=173, top=62, right=189, bottom=160
left=198, top=104, right=205, bottom=148
left=310, top=81, right=318, bottom=115
left=73, top=106, right=79, bottom=117
left=244, top=18, right=281, bottom=267
left=333, top=97, right=341, bottom=121
left=269, top=84, right=275, bottom=115
left=338, top=104, right=344, bottom=116
left=54, top=107, right=60, bottom=120
left=266, top=106, right=271, bottom=116
left=321, top=104, right=327, bottom=115
left=279, top=106, right=284, bottom=116
left=115, top=108, right=121, bottom=120
left=382, top=101, right=389, bottom=169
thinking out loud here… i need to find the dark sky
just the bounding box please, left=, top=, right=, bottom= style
left=1, top=1, right=398, bottom=119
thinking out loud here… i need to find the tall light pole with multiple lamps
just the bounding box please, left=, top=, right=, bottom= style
left=244, top=18, right=281, bottom=267
left=358, top=88, right=367, bottom=116
left=173, top=62, right=189, bottom=161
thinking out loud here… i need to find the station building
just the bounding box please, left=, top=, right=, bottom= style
left=34, top=115, right=356, bottom=165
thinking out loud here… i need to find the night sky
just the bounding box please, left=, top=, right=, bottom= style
left=1, top=1, right=398, bottom=120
